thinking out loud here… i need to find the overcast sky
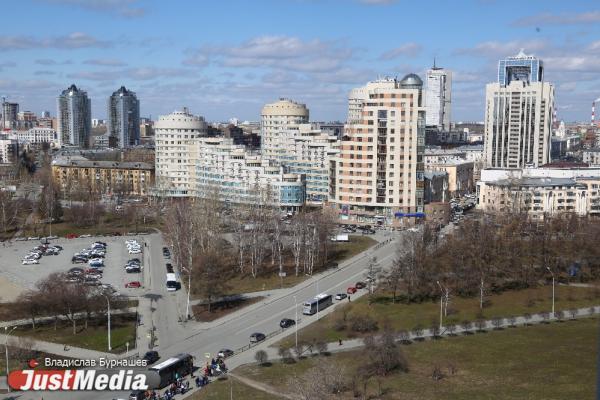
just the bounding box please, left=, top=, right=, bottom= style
left=1, top=0, right=599, bottom=123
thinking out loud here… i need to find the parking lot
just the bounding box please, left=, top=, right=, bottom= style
left=0, top=235, right=150, bottom=299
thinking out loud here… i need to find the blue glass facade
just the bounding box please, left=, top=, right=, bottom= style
left=498, top=53, right=543, bottom=86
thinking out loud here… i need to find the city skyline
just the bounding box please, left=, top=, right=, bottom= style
left=0, top=1, right=599, bottom=123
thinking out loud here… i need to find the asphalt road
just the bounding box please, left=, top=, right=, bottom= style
left=6, top=229, right=403, bottom=400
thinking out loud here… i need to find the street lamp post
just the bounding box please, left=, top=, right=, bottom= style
left=293, top=296, right=298, bottom=348
left=4, top=326, right=17, bottom=393
left=182, top=266, right=192, bottom=322
left=546, top=267, right=555, bottom=317
left=103, top=295, right=111, bottom=351
left=316, top=279, right=319, bottom=321
left=436, top=281, right=443, bottom=331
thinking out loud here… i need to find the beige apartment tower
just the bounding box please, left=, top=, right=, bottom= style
left=260, top=99, right=309, bottom=159
left=331, top=75, right=426, bottom=226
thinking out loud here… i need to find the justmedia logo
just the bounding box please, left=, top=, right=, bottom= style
left=8, top=368, right=161, bottom=391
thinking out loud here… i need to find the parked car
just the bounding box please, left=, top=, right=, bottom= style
left=249, top=332, right=266, bottom=343
left=79, top=234, right=92, bottom=238
left=101, top=284, right=117, bottom=294
left=217, top=349, right=234, bottom=358
left=126, top=266, right=141, bottom=273
left=142, top=351, right=160, bottom=364
left=68, top=267, right=84, bottom=275
left=125, top=281, right=142, bottom=288
left=72, top=256, right=87, bottom=264
left=129, top=390, right=146, bottom=400
left=335, top=293, right=347, bottom=300
left=22, top=258, right=39, bottom=265
left=355, top=281, right=366, bottom=289
left=27, top=236, right=40, bottom=241
left=279, top=318, right=296, bottom=329
left=346, top=286, right=357, bottom=294
left=85, top=272, right=102, bottom=280
left=88, top=258, right=104, bottom=265
left=166, top=263, right=174, bottom=273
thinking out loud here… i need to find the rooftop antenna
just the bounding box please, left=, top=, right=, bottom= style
left=433, top=56, right=436, bottom=69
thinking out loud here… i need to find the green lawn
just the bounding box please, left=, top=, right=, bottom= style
left=187, top=377, right=282, bottom=400
left=279, top=284, right=600, bottom=346
left=216, top=235, right=377, bottom=296
left=240, top=316, right=599, bottom=399
left=13, top=313, right=137, bottom=354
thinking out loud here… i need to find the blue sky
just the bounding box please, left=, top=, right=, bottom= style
left=1, top=0, right=600, bottom=123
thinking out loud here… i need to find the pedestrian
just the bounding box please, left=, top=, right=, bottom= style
left=195, top=376, right=201, bottom=388
left=348, top=295, right=351, bottom=302
left=338, top=339, right=343, bottom=346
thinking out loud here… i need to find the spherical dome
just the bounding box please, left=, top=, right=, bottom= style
left=399, top=73, right=423, bottom=88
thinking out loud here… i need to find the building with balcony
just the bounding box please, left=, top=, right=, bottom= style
left=154, top=108, right=207, bottom=197
left=260, top=99, right=309, bottom=159
left=331, top=74, right=426, bottom=226
left=194, top=137, right=305, bottom=210
left=51, top=156, right=154, bottom=197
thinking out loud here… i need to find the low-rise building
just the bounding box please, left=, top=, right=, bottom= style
left=427, top=159, right=473, bottom=196
left=0, top=135, right=19, bottom=164
left=425, top=202, right=451, bottom=226
left=582, top=148, right=600, bottom=166
left=52, top=156, right=154, bottom=197
left=424, top=171, right=449, bottom=203
left=12, top=128, right=60, bottom=148
left=478, top=177, right=600, bottom=218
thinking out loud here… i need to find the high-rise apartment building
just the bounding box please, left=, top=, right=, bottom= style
left=484, top=51, right=554, bottom=168
left=331, top=75, right=426, bottom=226
left=2, top=101, right=18, bottom=130
left=425, top=62, right=452, bottom=131
left=260, top=99, right=309, bottom=159
left=154, top=108, right=207, bottom=196
left=57, top=84, right=91, bottom=148
left=107, top=86, right=140, bottom=148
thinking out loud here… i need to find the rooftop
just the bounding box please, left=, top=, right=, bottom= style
left=52, top=156, right=153, bottom=170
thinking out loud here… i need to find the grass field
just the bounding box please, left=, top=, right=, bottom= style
left=13, top=313, right=137, bottom=353
left=217, top=235, right=377, bottom=296
left=187, top=377, right=282, bottom=400
left=241, top=317, right=599, bottom=399
left=279, top=284, right=600, bottom=346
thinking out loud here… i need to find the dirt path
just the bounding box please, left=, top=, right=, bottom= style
left=228, top=372, right=294, bottom=400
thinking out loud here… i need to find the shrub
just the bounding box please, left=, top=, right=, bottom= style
left=254, top=350, right=268, bottom=365
left=349, top=314, right=378, bottom=333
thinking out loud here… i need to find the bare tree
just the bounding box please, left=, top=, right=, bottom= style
left=474, top=319, right=486, bottom=332
left=491, top=317, right=503, bottom=330
left=293, top=342, right=305, bottom=359
left=254, top=350, right=268, bottom=366
left=363, top=329, right=409, bottom=377
left=288, top=362, right=347, bottom=400
left=446, top=323, right=456, bottom=336
left=460, top=320, right=472, bottom=333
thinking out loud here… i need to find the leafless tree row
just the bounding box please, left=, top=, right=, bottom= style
left=382, top=214, right=600, bottom=304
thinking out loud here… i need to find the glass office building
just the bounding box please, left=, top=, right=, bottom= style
left=498, top=49, right=543, bottom=86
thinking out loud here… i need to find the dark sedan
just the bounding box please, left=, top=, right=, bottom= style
left=279, top=318, right=296, bottom=329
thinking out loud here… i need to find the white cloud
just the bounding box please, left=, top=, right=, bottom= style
left=36, top=0, right=146, bottom=18
left=0, top=32, right=111, bottom=51
left=513, top=11, right=600, bottom=27
left=380, top=43, right=422, bottom=60
left=83, top=59, right=127, bottom=67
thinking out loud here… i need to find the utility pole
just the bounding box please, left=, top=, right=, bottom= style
left=436, top=281, right=443, bottom=331
left=546, top=267, right=555, bottom=317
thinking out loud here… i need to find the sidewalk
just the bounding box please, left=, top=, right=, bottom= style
left=0, top=333, right=113, bottom=360
left=0, top=307, right=138, bottom=329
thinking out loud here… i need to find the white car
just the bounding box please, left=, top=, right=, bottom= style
left=22, top=258, right=39, bottom=265
left=129, top=249, right=142, bottom=255
left=88, top=258, right=104, bottom=265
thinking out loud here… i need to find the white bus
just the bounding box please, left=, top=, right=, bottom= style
left=166, top=273, right=179, bottom=291
left=303, top=293, right=333, bottom=315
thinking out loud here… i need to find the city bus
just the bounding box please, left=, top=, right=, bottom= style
left=166, top=273, right=179, bottom=292
left=149, top=353, right=194, bottom=388
left=303, top=293, right=333, bottom=315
